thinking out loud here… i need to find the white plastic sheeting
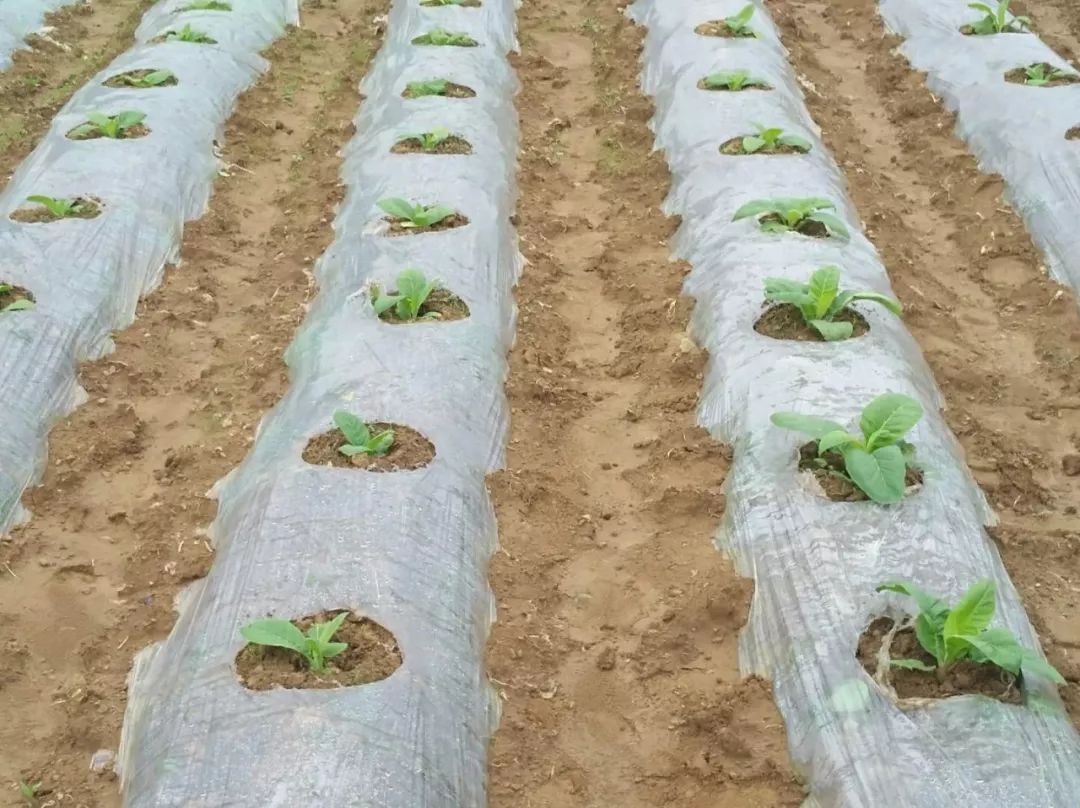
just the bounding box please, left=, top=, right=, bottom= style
left=628, top=1, right=1080, bottom=805
left=0, top=0, right=299, bottom=533
left=0, top=0, right=80, bottom=70
left=117, top=1, right=519, bottom=805
left=878, top=0, right=1080, bottom=299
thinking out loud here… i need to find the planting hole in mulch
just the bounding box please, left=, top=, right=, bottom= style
left=761, top=213, right=828, bottom=238
left=66, top=123, right=150, bottom=141
left=103, top=68, right=179, bottom=88
left=420, top=0, right=481, bottom=5
left=383, top=212, right=468, bottom=236
left=720, top=136, right=809, bottom=155
left=958, top=24, right=1027, bottom=35
left=402, top=81, right=475, bottom=99
left=697, top=78, right=772, bottom=92
left=797, top=440, right=922, bottom=502
left=857, top=617, right=1023, bottom=704
left=377, top=288, right=470, bottom=323
left=0, top=284, right=34, bottom=310
left=1066, top=126, right=1080, bottom=141
left=754, top=303, right=868, bottom=341
left=236, top=610, right=402, bottom=691
left=9, top=197, right=102, bottom=224
left=303, top=423, right=435, bottom=471
left=391, top=135, right=473, bottom=155
left=694, top=20, right=754, bottom=38
left=1004, top=63, right=1080, bottom=87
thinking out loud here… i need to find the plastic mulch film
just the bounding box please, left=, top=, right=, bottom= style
left=628, top=1, right=1080, bottom=805
left=877, top=0, right=1080, bottom=299
left=116, top=2, right=519, bottom=805
left=0, top=0, right=79, bottom=70
left=0, top=0, right=299, bottom=533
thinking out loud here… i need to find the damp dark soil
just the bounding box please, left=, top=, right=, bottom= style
left=720, top=136, right=809, bottom=155
left=1067, top=125, right=1080, bottom=140
left=411, top=34, right=478, bottom=47
left=66, top=123, right=150, bottom=141
left=377, top=288, right=470, bottom=323
left=391, top=135, right=473, bottom=154
left=9, top=197, right=102, bottom=223
left=384, top=211, right=468, bottom=236
left=1004, top=63, right=1080, bottom=86
left=798, top=440, right=922, bottom=502
left=695, top=20, right=755, bottom=38
left=402, top=81, right=475, bottom=98
left=303, top=423, right=436, bottom=471
left=697, top=77, right=772, bottom=91
left=858, top=617, right=1024, bottom=704
left=236, top=610, right=402, bottom=691
left=103, top=68, right=179, bottom=88
left=755, top=303, right=868, bottom=341
left=760, top=213, right=830, bottom=238
left=0, top=284, right=33, bottom=309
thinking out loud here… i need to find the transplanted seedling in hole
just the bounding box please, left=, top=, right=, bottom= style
left=398, top=126, right=452, bottom=152
left=721, top=4, right=757, bottom=36
left=1020, top=62, right=1075, bottom=86
left=0, top=284, right=34, bottom=313
left=965, top=0, right=1029, bottom=34
left=25, top=195, right=88, bottom=218
left=110, top=69, right=176, bottom=88
left=240, top=612, right=349, bottom=673
left=733, top=197, right=849, bottom=239
left=180, top=0, right=232, bottom=9
left=701, top=70, right=770, bottom=91
left=771, top=393, right=922, bottom=504
left=332, top=411, right=395, bottom=456
left=68, top=110, right=146, bottom=139
left=763, top=266, right=901, bottom=340
left=372, top=268, right=442, bottom=321
left=412, top=28, right=478, bottom=46
left=161, top=23, right=216, bottom=43
left=728, top=123, right=811, bottom=154
left=876, top=579, right=1065, bottom=684
left=378, top=197, right=456, bottom=229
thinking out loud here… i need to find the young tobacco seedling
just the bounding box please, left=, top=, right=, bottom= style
left=69, top=110, right=146, bottom=139
left=739, top=123, right=811, bottom=154
left=966, top=0, right=1029, bottom=34
left=0, top=284, right=34, bottom=313
left=876, top=579, right=1065, bottom=684
left=114, top=69, right=175, bottom=88
left=240, top=612, right=349, bottom=673
left=378, top=197, right=456, bottom=228
left=1023, top=63, right=1070, bottom=86
left=771, top=392, right=922, bottom=504
left=702, top=70, right=769, bottom=91
left=399, top=126, right=452, bottom=152
left=180, top=0, right=232, bottom=9
left=412, top=28, right=478, bottom=46
left=333, top=411, right=395, bottom=456
left=162, top=23, right=216, bottom=43
left=18, top=781, right=42, bottom=807
left=373, top=268, right=441, bottom=321
left=763, top=266, right=901, bottom=340
left=723, top=4, right=757, bottom=36
left=25, top=195, right=86, bottom=218
left=406, top=78, right=450, bottom=97
left=733, top=197, right=849, bottom=239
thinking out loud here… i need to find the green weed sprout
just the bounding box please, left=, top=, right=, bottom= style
left=377, top=197, right=455, bottom=228
left=162, top=23, right=216, bottom=43
left=877, top=579, right=1065, bottom=684
left=763, top=266, right=901, bottom=340
left=701, top=70, right=769, bottom=91
left=373, top=268, right=441, bottom=321
left=398, top=126, right=452, bottom=152
left=69, top=110, right=146, bottom=139
left=739, top=123, right=811, bottom=154
left=25, top=195, right=86, bottom=218
left=412, top=28, right=478, bottom=46
left=733, top=197, right=849, bottom=239
left=966, top=0, right=1029, bottom=34
left=771, top=393, right=922, bottom=503
left=240, top=612, right=349, bottom=673
left=333, top=411, right=394, bottom=456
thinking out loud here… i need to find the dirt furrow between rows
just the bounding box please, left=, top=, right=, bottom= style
left=485, top=1, right=802, bottom=805
left=0, top=0, right=155, bottom=181
left=767, top=0, right=1080, bottom=725
left=0, top=2, right=387, bottom=801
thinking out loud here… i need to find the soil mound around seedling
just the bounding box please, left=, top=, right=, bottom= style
left=391, top=135, right=473, bottom=155
left=721, top=136, right=807, bottom=155
left=797, top=440, right=921, bottom=501
left=755, top=303, right=868, bottom=341
left=1004, top=63, right=1080, bottom=86
left=377, top=288, right=470, bottom=323
left=103, top=68, right=179, bottom=88
left=9, top=197, right=102, bottom=223
left=697, top=77, right=771, bottom=92
left=384, top=211, right=468, bottom=236
left=857, top=617, right=1024, bottom=704
left=0, top=284, right=34, bottom=309
left=695, top=20, right=754, bottom=37
left=236, top=611, right=402, bottom=691
left=303, top=423, right=435, bottom=471
left=402, top=81, right=475, bottom=98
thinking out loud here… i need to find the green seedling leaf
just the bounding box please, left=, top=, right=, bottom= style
left=26, top=194, right=82, bottom=217
left=1019, top=648, right=1068, bottom=685
left=377, top=197, right=419, bottom=221
left=810, top=319, right=853, bottom=341
left=413, top=28, right=477, bottom=46
left=723, top=3, right=756, bottom=35
left=770, top=411, right=847, bottom=440
left=808, top=210, right=849, bottom=239
left=181, top=0, right=232, bottom=9
left=406, top=78, right=450, bottom=96
left=334, top=410, right=371, bottom=447
left=764, top=266, right=900, bottom=339
left=842, top=443, right=907, bottom=503
left=859, top=393, right=922, bottom=452
left=163, top=23, right=216, bottom=43
left=119, top=69, right=176, bottom=87
left=967, top=0, right=1028, bottom=34
left=702, top=70, right=768, bottom=91
left=240, top=618, right=307, bottom=655
left=942, top=579, right=997, bottom=655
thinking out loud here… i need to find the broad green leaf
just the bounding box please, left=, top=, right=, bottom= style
left=417, top=204, right=455, bottom=226
left=334, top=410, right=371, bottom=446
left=859, top=393, right=922, bottom=451
left=2, top=299, right=34, bottom=312
left=142, top=70, right=175, bottom=85
left=316, top=611, right=349, bottom=643
left=876, top=581, right=950, bottom=620
left=810, top=319, right=853, bottom=341
left=86, top=112, right=111, bottom=128
left=915, top=612, right=947, bottom=664
left=373, top=293, right=401, bottom=315
left=1019, top=649, right=1066, bottom=685
left=942, top=579, right=997, bottom=655
left=759, top=220, right=792, bottom=233
left=817, top=429, right=859, bottom=454
left=770, top=411, right=847, bottom=439
left=842, top=444, right=907, bottom=503
left=322, top=641, right=348, bottom=659
left=725, top=4, right=754, bottom=29
left=396, top=269, right=430, bottom=302
left=762, top=277, right=805, bottom=298
left=890, top=658, right=936, bottom=672
left=845, top=291, right=902, bottom=316
left=807, top=266, right=840, bottom=318
left=741, top=135, right=765, bottom=153
left=377, top=197, right=419, bottom=221
left=808, top=211, right=850, bottom=239
left=338, top=444, right=368, bottom=456
left=778, top=133, right=812, bottom=151
left=733, top=199, right=781, bottom=220
left=368, top=430, right=395, bottom=455
left=954, top=627, right=1023, bottom=673
left=240, top=618, right=307, bottom=655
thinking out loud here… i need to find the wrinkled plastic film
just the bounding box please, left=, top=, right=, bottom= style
left=117, top=2, right=519, bottom=805
left=0, top=0, right=79, bottom=70
left=628, top=2, right=1080, bottom=805
left=0, top=0, right=299, bottom=533
left=877, top=0, right=1080, bottom=298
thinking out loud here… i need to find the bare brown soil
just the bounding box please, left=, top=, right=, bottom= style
left=720, top=136, right=808, bottom=154
left=0, top=0, right=389, bottom=801
left=485, top=1, right=804, bottom=806
left=384, top=210, right=468, bottom=235
left=391, top=134, right=473, bottom=154
left=9, top=197, right=101, bottom=223
left=1003, top=63, right=1080, bottom=86
left=857, top=617, right=1023, bottom=703
left=377, top=287, right=470, bottom=322
left=402, top=80, right=475, bottom=98
left=766, top=0, right=1080, bottom=725
left=754, top=303, right=869, bottom=341
left=302, top=424, right=436, bottom=471
left=235, top=610, right=402, bottom=691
